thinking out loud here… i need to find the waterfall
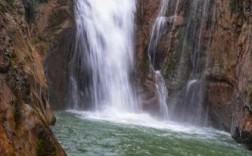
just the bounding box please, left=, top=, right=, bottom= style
left=171, top=79, right=206, bottom=124
left=168, top=0, right=215, bottom=126
left=148, top=0, right=169, bottom=65
left=147, top=0, right=216, bottom=125
left=70, top=0, right=138, bottom=113
left=148, top=0, right=171, bottom=119
left=155, top=71, right=169, bottom=119
left=68, top=0, right=216, bottom=123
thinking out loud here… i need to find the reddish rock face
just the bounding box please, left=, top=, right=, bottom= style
left=39, top=0, right=75, bottom=110
left=206, top=81, right=233, bottom=130
left=0, top=53, right=9, bottom=73
left=0, top=0, right=66, bottom=155
left=135, top=0, right=252, bottom=149
left=135, top=0, right=160, bottom=75
left=233, top=2, right=252, bottom=149
left=203, top=0, right=252, bottom=149
left=134, top=0, right=161, bottom=113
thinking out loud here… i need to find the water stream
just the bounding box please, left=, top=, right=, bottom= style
left=52, top=111, right=252, bottom=156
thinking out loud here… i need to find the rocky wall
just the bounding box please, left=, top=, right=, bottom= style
left=135, top=0, right=252, bottom=149
left=0, top=0, right=71, bottom=155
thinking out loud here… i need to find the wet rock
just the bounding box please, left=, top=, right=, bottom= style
left=34, top=0, right=75, bottom=109
left=0, top=54, right=9, bottom=73
left=137, top=73, right=160, bottom=114
left=0, top=0, right=67, bottom=155
left=206, top=80, right=234, bottom=130
left=135, top=0, right=252, bottom=149
left=232, top=107, right=252, bottom=150
left=45, top=28, right=76, bottom=109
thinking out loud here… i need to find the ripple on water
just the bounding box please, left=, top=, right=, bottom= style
left=52, top=111, right=252, bottom=156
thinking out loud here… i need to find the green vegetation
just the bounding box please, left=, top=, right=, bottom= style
left=162, top=28, right=184, bottom=79
left=10, top=98, right=22, bottom=128
left=23, top=0, right=49, bottom=22
left=141, top=47, right=151, bottom=75
left=0, top=0, right=15, bottom=14
left=6, top=0, right=16, bottom=8
left=4, top=49, right=17, bottom=69
left=49, top=8, right=69, bottom=27
left=163, top=26, right=192, bottom=83
left=163, top=48, right=180, bottom=79
left=229, top=0, right=244, bottom=16
left=249, top=91, right=252, bottom=107
left=36, top=131, right=56, bottom=156
left=0, top=4, right=5, bottom=15
left=49, top=10, right=59, bottom=23
left=35, top=0, right=49, bottom=3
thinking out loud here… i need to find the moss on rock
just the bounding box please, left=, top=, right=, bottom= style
left=36, top=133, right=57, bottom=156
left=249, top=91, right=252, bottom=107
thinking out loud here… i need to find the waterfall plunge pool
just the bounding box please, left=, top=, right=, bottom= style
left=52, top=111, right=252, bottom=156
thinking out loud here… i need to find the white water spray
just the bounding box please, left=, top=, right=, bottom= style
left=72, top=0, right=137, bottom=113
left=155, top=71, right=169, bottom=119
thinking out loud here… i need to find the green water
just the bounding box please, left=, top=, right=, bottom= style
left=52, top=112, right=252, bottom=156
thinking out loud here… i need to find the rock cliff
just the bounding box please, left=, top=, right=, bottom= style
left=135, top=0, right=252, bottom=149
left=0, top=0, right=71, bottom=155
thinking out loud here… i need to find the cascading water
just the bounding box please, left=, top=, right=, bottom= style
left=148, top=0, right=169, bottom=66
left=147, top=0, right=216, bottom=125
left=69, top=0, right=212, bottom=124
left=147, top=0, right=171, bottom=119
left=147, top=0, right=186, bottom=119
left=155, top=71, right=169, bottom=119
left=70, top=0, right=137, bottom=113
left=168, top=0, right=216, bottom=125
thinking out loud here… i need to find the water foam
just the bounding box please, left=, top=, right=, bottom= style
left=67, top=110, right=229, bottom=138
